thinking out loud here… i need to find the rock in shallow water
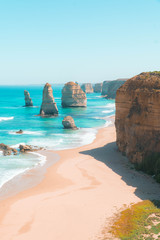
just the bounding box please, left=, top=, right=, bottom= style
left=62, top=116, right=78, bottom=130
left=115, top=71, right=160, bottom=163
left=0, top=143, right=17, bottom=156
left=16, top=129, right=23, bottom=134
left=40, top=83, right=58, bottom=116
left=61, top=82, right=87, bottom=107
left=24, top=90, right=33, bottom=107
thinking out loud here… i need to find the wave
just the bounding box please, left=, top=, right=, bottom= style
left=0, top=117, right=14, bottom=122
left=102, top=109, right=114, bottom=113
left=0, top=152, right=46, bottom=189
left=9, top=130, right=44, bottom=136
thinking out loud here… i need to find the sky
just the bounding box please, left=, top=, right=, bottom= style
left=0, top=0, right=160, bottom=85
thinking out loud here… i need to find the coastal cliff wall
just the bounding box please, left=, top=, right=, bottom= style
left=115, top=72, right=160, bottom=164
left=62, top=82, right=87, bottom=107
left=94, top=83, right=102, bottom=93
left=102, top=80, right=126, bottom=98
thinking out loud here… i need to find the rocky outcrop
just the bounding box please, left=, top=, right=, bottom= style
left=0, top=143, right=17, bottom=156
left=16, top=130, right=23, bottom=134
left=94, top=83, right=103, bottom=93
left=40, top=83, right=58, bottom=116
left=81, top=83, right=93, bottom=93
left=61, top=82, right=87, bottom=107
left=115, top=71, right=160, bottom=164
left=19, top=144, right=43, bottom=152
left=62, top=116, right=78, bottom=129
left=24, top=90, right=33, bottom=106
left=102, top=80, right=126, bottom=98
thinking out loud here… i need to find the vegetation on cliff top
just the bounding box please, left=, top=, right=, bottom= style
left=109, top=200, right=160, bottom=240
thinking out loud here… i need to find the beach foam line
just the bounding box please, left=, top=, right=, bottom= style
left=0, top=117, right=14, bottom=122
left=0, top=152, right=47, bottom=189
left=102, top=109, right=114, bottom=113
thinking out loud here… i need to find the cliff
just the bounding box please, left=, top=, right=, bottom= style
left=94, top=83, right=103, bottom=93
left=24, top=90, right=33, bottom=106
left=61, top=82, right=87, bottom=107
left=81, top=83, right=93, bottom=93
left=115, top=71, right=160, bottom=166
left=101, top=80, right=126, bottom=98
left=40, top=83, right=58, bottom=116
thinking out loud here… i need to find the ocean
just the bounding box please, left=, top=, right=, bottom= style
left=0, top=84, right=115, bottom=188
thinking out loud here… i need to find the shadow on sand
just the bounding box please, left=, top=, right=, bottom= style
left=80, top=142, right=160, bottom=201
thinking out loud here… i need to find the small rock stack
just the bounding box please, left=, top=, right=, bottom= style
left=24, top=90, right=33, bottom=106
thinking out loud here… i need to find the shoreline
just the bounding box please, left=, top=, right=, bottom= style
left=0, top=116, right=113, bottom=201
left=0, top=120, right=160, bottom=239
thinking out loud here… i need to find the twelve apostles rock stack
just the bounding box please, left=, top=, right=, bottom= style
left=115, top=72, right=160, bottom=164
left=24, top=90, right=33, bottom=106
left=81, top=83, right=93, bottom=93
left=102, top=79, right=126, bottom=98
left=61, top=82, right=87, bottom=107
left=40, top=83, right=58, bottom=116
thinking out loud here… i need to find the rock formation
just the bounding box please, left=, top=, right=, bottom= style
left=115, top=71, right=160, bottom=164
left=62, top=116, right=78, bottom=129
left=0, top=143, right=17, bottom=156
left=19, top=144, right=43, bottom=152
left=81, top=83, right=93, bottom=93
left=40, top=83, right=58, bottom=116
left=16, top=130, right=23, bottom=134
left=24, top=90, right=33, bottom=106
left=94, top=83, right=103, bottom=93
left=61, top=82, right=87, bottom=107
left=101, top=79, right=126, bottom=98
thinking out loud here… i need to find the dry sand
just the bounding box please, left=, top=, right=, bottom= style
left=0, top=124, right=160, bottom=240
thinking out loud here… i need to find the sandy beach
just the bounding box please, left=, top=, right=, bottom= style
left=0, top=123, right=160, bottom=240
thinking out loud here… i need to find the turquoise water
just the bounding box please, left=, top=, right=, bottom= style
left=0, top=84, right=115, bottom=188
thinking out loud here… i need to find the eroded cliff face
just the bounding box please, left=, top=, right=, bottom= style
left=40, top=83, right=58, bottom=116
left=94, top=83, right=102, bottom=93
left=81, top=83, right=93, bottom=93
left=61, top=82, right=87, bottom=107
left=115, top=72, right=160, bottom=163
left=102, top=80, right=126, bottom=98
left=24, top=90, right=33, bottom=106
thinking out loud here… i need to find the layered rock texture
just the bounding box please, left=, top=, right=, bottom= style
left=94, top=83, right=103, bottom=93
left=61, top=82, right=87, bottom=107
left=24, top=90, right=33, bottom=106
left=102, top=80, right=126, bottom=98
left=81, top=83, right=93, bottom=93
left=40, top=83, right=58, bottom=116
left=115, top=71, right=160, bottom=164
left=62, top=116, right=78, bottom=129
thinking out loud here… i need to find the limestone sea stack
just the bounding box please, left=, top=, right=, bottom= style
left=61, top=82, right=87, bottom=107
left=40, top=83, right=58, bottom=116
left=81, top=83, right=93, bottom=93
left=24, top=90, right=33, bottom=106
left=101, top=79, right=126, bottom=98
left=115, top=71, right=160, bottom=164
left=62, top=116, right=78, bottom=129
left=94, top=83, right=103, bottom=93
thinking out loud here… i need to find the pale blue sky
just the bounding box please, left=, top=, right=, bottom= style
left=0, top=0, right=160, bottom=85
